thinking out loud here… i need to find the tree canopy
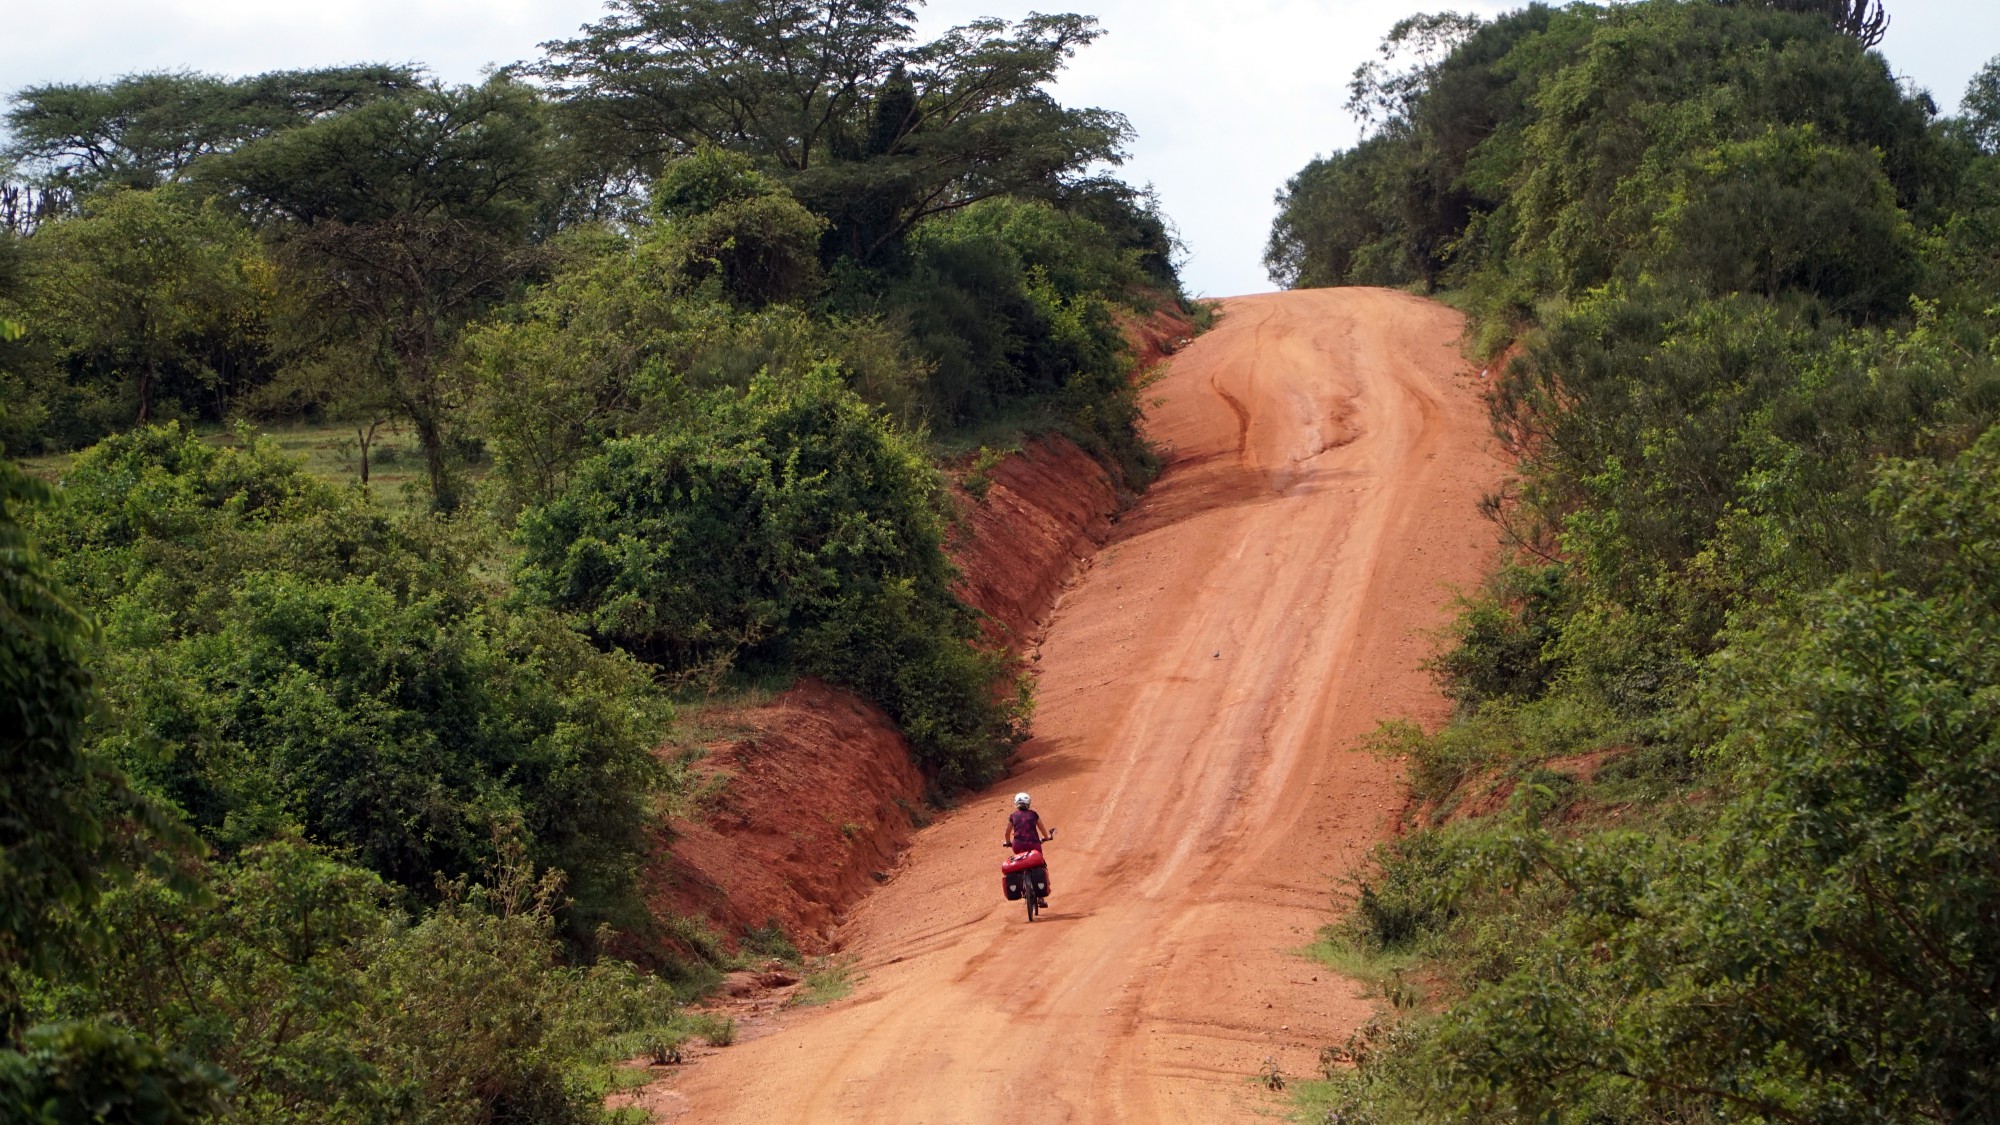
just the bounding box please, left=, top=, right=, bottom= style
left=3, top=67, right=421, bottom=206
left=537, top=0, right=1129, bottom=259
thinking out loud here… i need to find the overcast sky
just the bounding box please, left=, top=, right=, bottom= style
left=6, top=0, right=1996, bottom=296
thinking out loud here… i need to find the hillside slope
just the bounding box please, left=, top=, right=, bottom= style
left=655, top=287, right=1505, bottom=1122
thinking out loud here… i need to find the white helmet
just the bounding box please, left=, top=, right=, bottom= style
left=1014, top=792, right=1031, bottom=808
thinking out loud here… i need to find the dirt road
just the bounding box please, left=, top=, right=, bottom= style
left=673, top=288, right=1506, bottom=1122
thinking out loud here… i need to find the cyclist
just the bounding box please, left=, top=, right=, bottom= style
left=1003, top=792, right=1054, bottom=906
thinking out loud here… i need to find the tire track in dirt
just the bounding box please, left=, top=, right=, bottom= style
left=1210, top=373, right=1251, bottom=455
left=664, top=288, right=1507, bottom=1123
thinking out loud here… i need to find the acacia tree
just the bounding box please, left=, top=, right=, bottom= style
left=207, top=77, right=552, bottom=511
left=535, top=0, right=1128, bottom=260
left=3, top=66, right=420, bottom=204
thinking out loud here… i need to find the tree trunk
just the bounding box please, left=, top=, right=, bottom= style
left=411, top=412, right=456, bottom=513
left=356, top=420, right=381, bottom=486
left=137, top=357, right=156, bottom=424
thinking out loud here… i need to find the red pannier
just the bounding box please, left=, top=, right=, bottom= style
left=1001, top=849, right=1045, bottom=873
left=1000, top=849, right=1047, bottom=901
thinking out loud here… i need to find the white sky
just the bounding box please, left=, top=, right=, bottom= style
left=5, top=0, right=1996, bottom=297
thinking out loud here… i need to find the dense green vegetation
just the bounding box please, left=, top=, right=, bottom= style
left=516, top=367, right=1024, bottom=787
left=29, top=427, right=669, bottom=936
left=0, top=0, right=1185, bottom=1119
left=1272, top=2, right=2000, bottom=1121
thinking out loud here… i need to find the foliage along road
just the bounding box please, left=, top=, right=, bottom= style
left=670, top=287, right=1507, bottom=1122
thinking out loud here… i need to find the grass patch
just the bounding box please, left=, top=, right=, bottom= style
left=584, top=1008, right=740, bottom=1116
left=17, top=449, right=75, bottom=480
left=607, top=1011, right=736, bottom=1063
left=1289, top=1077, right=1346, bottom=1122
left=1300, top=929, right=1421, bottom=985
left=1301, top=929, right=1430, bottom=1015
left=736, top=921, right=800, bottom=965
left=687, top=1012, right=736, bottom=1047
left=668, top=670, right=797, bottom=713
left=234, top=419, right=469, bottom=516
left=787, top=957, right=857, bottom=1008
left=16, top=419, right=481, bottom=518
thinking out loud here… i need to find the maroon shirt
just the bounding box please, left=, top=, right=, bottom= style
left=1008, top=808, right=1044, bottom=852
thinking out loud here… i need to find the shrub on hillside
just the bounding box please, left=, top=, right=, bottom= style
left=517, top=366, right=1022, bottom=787
left=1274, top=10, right=2000, bottom=1120
left=57, top=838, right=687, bottom=1124
left=1325, top=426, right=2000, bottom=1121
left=1652, top=124, right=1919, bottom=318
left=24, top=425, right=668, bottom=932
left=466, top=228, right=929, bottom=516
left=1267, top=1, right=1950, bottom=305
left=882, top=198, right=1154, bottom=478
left=892, top=200, right=1134, bottom=419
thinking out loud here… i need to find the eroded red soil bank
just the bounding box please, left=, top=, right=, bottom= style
left=638, top=680, right=924, bottom=949
left=949, top=436, right=1120, bottom=647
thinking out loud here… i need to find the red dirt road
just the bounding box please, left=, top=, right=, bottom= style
left=672, top=288, right=1506, bottom=1122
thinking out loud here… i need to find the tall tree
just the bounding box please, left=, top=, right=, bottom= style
left=541, top=0, right=916, bottom=174
left=206, top=78, right=552, bottom=511
left=536, top=0, right=1127, bottom=260
left=3, top=66, right=421, bottom=205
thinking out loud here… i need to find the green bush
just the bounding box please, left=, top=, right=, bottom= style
left=24, top=425, right=668, bottom=930
left=0, top=1021, right=230, bottom=1125
left=1431, top=563, right=1567, bottom=707
left=1, top=447, right=225, bottom=1118
left=50, top=838, right=688, bottom=1124
left=1653, top=124, right=1919, bottom=318
left=1269, top=1, right=1950, bottom=306
left=877, top=199, right=1154, bottom=478
left=1330, top=429, right=2000, bottom=1122
left=652, top=147, right=826, bottom=309
left=1349, top=831, right=1472, bottom=952
left=519, top=366, right=1022, bottom=787
left=0, top=189, right=269, bottom=453
left=2, top=453, right=202, bottom=1038
left=892, top=201, right=1134, bottom=422
left=466, top=227, right=932, bottom=515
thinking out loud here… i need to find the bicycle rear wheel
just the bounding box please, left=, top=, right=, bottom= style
left=1024, top=873, right=1038, bottom=921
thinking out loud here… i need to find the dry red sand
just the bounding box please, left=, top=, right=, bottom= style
left=643, top=288, right=1509, bottom=1122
